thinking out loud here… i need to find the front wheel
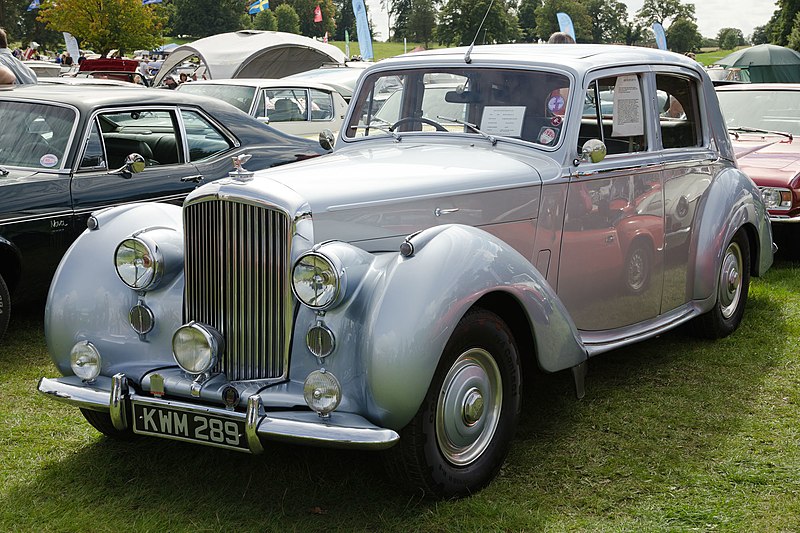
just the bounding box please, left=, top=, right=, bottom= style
left=80, top=408, right=136, bottom=440
left=384, top=309, right=521, bottom=498
left=0, top=274, right=9, bottom=340
left=692, top=230, right=750, bottom=338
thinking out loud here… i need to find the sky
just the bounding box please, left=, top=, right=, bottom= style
left=364, top=0, right=779, bottom=43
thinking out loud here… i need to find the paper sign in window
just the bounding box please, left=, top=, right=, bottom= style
left=480, top=106, right=525, bottom=137
left=612, top=75, right=644, bottom=137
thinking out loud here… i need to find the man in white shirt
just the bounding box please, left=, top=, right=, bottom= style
left=0, top=28, right=37, bottom=84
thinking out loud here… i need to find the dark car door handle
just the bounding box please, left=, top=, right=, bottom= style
left=181, top=175, right=205, bottom=183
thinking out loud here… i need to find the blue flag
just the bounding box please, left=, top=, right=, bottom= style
left=652, top=22, right=667, bottom=50
left=27, top=0, right=40, bottom=11
left=249, top=0, right=269, bottom=14
left=556, top=12, right=576, bottom=42
left=352, top=0, right=373, bottom=60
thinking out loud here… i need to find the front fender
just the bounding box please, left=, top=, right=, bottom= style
left=45, top=203, right=184, bottom=380
left=354, top=224, right=586, bottom=430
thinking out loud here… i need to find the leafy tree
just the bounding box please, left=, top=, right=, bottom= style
left=665, top=16, right=700, bottom=53
left=716, top=27, right=744, bottom=50
left=635, top=0, right=695, bottom=31
left=751, top=25, right=768, bottom=45
left=789, top=12, right=800, bottom=51
left=535, top=0, right=592, bottom=43
left=275, top=3, right=300, bottom=33
left=333, top=0, right=355, bottom=40
left=437, top=0, right=519, bottom=46
left=271, top=0, right=335, bottom=37
left=38, top=0, right=164, bottom=57
left=623, top=20, right=644, bottom=46
left=389, top=0, right=412, bottom=41
left=516, top=0, right=538, bottom=42
left=585, top=0, right=629, bottom=44
left=172, top=0, right=247, bottom=38
left=769, top=0, right=800, bottom=46
left=253, top=9, right=278, bottom=30
left=408, top=0, right=436, bottom=46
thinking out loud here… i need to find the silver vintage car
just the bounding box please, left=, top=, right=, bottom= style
left=38, top=44, right=774, bottom=498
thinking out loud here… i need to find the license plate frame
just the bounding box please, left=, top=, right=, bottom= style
left=132, top=399, right=250, bottom=452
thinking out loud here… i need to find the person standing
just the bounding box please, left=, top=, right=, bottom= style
left=0, top=28, right=37, bottom=84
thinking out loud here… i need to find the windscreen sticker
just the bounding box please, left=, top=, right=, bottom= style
left=40, top=154, right=59, bottom=168
left=612, top=74, right=644, bottom=137
left=538, top=127, right=558, bottom=145
left=550, top=115, right=563, bottom=127
left=547, top=93, right=566, bottom=115
left=480, top=106, right=525, bottom=137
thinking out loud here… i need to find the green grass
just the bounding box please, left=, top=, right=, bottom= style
left=2, top=256, right=800, bottom=531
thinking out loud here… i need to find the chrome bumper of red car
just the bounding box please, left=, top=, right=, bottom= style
left=38, top=374, right=399, bottom=452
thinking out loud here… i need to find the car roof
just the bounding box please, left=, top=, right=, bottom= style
left=716, top=83, right=800, bottom=92
left=180, top=78, right=340, bottom=92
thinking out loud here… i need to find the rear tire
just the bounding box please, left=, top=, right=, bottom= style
left=0, top=274, right=10, bottom=341
left=693, top=230, right=750, bottom=338
left=384, top=309, right=521, bottom=498
left=80, top=408, right=136, bottom=440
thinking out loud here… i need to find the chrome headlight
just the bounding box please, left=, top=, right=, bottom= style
left=292, top=252, right=346, bottom=310
left=761, top=187, right=792, bottom=210
left=70, top=341, right=101, bottom=382
left=115, top=237, right=162, bottom=290
left=172, top=322, right=223, bottom=375
left=303, top=370, right=341, bottom=416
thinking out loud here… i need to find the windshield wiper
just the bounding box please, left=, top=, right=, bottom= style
left=437, top=115, right=497, bottom=146
left=728, top=126, right=793, bottom=141
left=350, top=120, right=400, bottom=141
left=0, top=165, right=9, bottom=176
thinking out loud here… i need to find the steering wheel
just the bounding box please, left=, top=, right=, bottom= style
left=389, top=117, right=448, bottom=132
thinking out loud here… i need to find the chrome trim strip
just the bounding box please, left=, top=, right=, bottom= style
left=0, top=210, right=75, bottom=225
left=37, top=376, right=111, bottom=411
left=110, top=373, right=129, bottom=430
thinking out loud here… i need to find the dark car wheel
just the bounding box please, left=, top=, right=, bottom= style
left=624, top=240, right=652, bottom=294
left=0, top=274, right=10, bottom=340
left=384, top=309, right=521, bottom=498
left=692, top=230, right=750, bottom=339
left=80, top=408, right=136, bottom=440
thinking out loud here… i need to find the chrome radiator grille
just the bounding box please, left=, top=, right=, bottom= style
left=183, top=198, right=291, bottom=381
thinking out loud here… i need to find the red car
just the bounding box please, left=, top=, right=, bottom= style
left=716, top=84, right=800, bottom=224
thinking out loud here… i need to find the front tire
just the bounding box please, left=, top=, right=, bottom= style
left=693, top=230, right=750, bottom=338
left=0, top=274, right=10, bottom=341
left=80, top=408, right=136, bottom=440
left=385, top=309, right=521, bottom=498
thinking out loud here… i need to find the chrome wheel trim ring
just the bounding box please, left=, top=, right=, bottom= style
left=719, top=241, right=743, bottom=319
left=435, top=348, right=503, bottom=466
left=628, top=248, right=646, bottom=291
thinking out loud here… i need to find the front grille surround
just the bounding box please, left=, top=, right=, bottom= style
left=183, top=196, right=294, bottom=383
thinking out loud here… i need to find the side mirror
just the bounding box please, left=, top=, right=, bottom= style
left=257, top=116, right=270, bottom=124
left=574, top=139, right=607, bottom=166
left=109, top=153, right=146, bottom=179
left=319, top=129, right=335, bottom=151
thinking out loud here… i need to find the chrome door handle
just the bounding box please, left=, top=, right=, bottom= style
left=434, top=207, right=459, bottom=217
left=181, top=174, right=205, bottom=183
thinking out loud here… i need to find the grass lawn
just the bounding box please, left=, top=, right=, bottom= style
left=2, top=254, right=799, bottom=532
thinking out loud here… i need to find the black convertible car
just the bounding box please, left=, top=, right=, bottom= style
left=0, top=85, right=329, bottom=339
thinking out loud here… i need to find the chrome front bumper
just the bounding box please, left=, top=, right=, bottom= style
left=38, top=374, right=399, bottom=452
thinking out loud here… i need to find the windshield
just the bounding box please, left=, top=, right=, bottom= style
left=717, top=89, right=800, bottom=135
left=345, top=67, right=571, bottom=147
left=0, top=102, right=76, bottom=170
left=178, top=84, right=257, bottom=113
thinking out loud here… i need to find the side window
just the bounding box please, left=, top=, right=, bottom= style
left=79, top=120, right=106, bottom=169
left=265, top=89, right=307, bottom=122
left=656, top=74, right=701, bottom=149
left=180, top=110, right=233, bottom=162
left=94, top=110, right=182, bottom=169
left=579, top=75, right=648, bottom=155
left=310, top=89, right=333, bottom=120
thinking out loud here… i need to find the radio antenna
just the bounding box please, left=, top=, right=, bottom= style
left=464, top=0, right=495, bottom=64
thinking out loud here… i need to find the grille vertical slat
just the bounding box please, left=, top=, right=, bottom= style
left=183, top=199, right=290, bottom=382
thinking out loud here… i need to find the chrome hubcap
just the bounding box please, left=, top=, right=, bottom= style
left=436, top=348, right=502, bottom=466
left=719, top=241, right=743, bottom=319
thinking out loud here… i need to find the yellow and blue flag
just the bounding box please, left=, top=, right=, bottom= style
left=27, top=0, right=39, bottom=11
left=142, top=0, right=163, bottom=4
left=249, top=0, right=269, bottom=14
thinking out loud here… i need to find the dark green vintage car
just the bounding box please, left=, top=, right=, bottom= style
left=0, top=85, right=328, bottom=339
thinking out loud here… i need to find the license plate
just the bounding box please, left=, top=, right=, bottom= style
left=132, top=401, right=249, bottom=452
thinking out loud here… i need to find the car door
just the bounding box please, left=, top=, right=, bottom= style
left=558, top=70, right=666, bottom=332
left=70, top=107, right=205, bottom=225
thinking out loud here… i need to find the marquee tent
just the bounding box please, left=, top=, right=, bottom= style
left=154, top=30, right=347, bottom=86
left=717, top=44, right=800, bottom=83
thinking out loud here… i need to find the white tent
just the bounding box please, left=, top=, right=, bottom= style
left=154, top=30, right=347, bottom=86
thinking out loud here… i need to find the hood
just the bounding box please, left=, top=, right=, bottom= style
left=193, top=141, right=550, bottom=245
left=732, top=138, right=800, bottom=188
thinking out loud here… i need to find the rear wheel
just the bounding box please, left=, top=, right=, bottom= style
left=80, top=408, right=136, bottom=440
left=0, top=274, right=10, bottom=341
left=384, top=309, right=521, bottom=498
left=693, top=230, right=750, bottom=338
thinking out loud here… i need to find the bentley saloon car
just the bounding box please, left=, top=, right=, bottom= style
left=0, top=85, right=327, bottom=339
left=38, top=45, right=774, bottom=498
left=716, top=83, right=800, bottom=232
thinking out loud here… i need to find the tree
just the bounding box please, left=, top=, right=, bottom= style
left=389, top=0, right=412, bottom=41
left=665, top=16, right=700, bottom=53
left=172, top=0, right=247, bottom=38
left=535, top=0, right=592, bottom=43
left=408, top=0, right=436, bottom=46
left=789, top=12, right=800, bottom=51
left=751, top=25, right=768, bottom=45
left=253, top=9, right=278, bottom=31
left=271, top=0, right=335, bottom=37
left=275, top=3, right=300, bottom=33
left=333, top=0, right=355, bottom=40
left=769, top=0, right=800, bottom=46
left=635, top=0, right=695, bottom=31
left=38, top=0, right=164, bottom=57
left=437, top=0, right=519, bottom=46
left=623, top=21, right=644, bottom=46
left=516, top=0, right=538, bottom=42
left=585, top=0, right=629, bottom=44
left=716, top=27, right=744, bottom=50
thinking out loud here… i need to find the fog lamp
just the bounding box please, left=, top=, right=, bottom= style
left=70, top=341, right=101, bottom=382
left=303, top=370, right=341, bottom=416
left=172, top=322, right=223, bottom=375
